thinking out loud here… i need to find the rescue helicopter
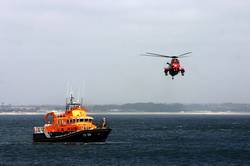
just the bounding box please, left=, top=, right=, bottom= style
left=142, top=52, right=192, bottom=79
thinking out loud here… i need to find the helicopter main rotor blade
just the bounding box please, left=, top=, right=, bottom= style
left=178, top=55, right=191, bottom=58
left=177, top=52, right=192, bottom=57
left=142, top=51, right=192, bottom=58
left=143, top=52, right=172, bottom=58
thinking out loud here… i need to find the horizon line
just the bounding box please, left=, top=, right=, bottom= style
left=1, top=102, right=250, bottom=107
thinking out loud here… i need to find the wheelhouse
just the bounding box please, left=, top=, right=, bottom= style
left=43, top=94, right=97, bottom=133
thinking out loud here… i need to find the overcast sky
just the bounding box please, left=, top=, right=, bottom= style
left=0, top=0, right=250, bottom=105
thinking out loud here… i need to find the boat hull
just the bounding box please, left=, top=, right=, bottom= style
left=33, top=128, right=111, bottom=143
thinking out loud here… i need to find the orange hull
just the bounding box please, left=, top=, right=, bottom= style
left=33, top=94, right=110, bottom=142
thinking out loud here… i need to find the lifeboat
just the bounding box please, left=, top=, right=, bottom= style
left=33, top=94, right=111, bottom=142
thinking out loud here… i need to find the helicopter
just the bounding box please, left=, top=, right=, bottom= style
left=142, top=52, right=192, bottom=79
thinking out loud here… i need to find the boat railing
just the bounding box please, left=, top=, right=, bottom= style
left=33, top=127, right=44, bottom=134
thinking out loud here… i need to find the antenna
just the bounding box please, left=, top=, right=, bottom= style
left=79, top=83, right=83, bottom=106
left=69, top=86, right=74, bottom=105
left=81, top=80, right=86, bottom=107
left=81, top=98, right=83, bottom=107
left=66, top=81, right=70, bottom=109
left=66, top=82, right=69, bottom=97
left=77, top=88, right=80, bottom=104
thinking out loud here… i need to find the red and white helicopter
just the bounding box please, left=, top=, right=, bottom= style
left=142, top=52, right=192, bottom=79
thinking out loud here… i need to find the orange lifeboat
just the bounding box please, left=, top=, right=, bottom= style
left=33, top=94, right=111, bottom=142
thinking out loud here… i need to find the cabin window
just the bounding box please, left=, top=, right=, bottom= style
left=80, top=119, right=83, bottom=122
left=77, top=119, right=79, bottom=122
left=73, top=119, right=75, bottom=123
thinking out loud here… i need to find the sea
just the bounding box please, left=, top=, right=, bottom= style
left=0, top=114, right=250, bottom=166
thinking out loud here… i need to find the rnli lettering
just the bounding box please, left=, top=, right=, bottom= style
left=82, top=133, right=91, bottom=137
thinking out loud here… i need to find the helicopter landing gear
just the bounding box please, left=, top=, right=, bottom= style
left=164, top=68, right=169, bottom=76
left=180, top=68, right=185, bottom=76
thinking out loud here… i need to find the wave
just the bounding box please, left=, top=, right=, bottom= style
left=0, top=109, right=61, bottom=115
left=1, top=111, right=250, bottom=115
left=89, top=111, right=250, bottom=115
left=0, top=112, right=44, bottom=115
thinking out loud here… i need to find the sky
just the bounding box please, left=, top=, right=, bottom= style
left=0, top=0, right=250, bottom=105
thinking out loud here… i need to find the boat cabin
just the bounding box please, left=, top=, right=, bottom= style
left=43, top=95, right=97, bottom=133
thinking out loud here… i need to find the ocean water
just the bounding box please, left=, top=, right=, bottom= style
left=0, top=114, right=250, bottom=166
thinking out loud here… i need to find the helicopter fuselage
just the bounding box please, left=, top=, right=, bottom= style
left=164, top=58, right=185, bottom=79
left=142, top=52, right=191, bottom=79
left=169, top=69, right=179, bottom=77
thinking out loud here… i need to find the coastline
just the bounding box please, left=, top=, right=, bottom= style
left=1, top=111, right=250, bottom=116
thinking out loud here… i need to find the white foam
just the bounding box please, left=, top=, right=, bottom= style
left=0, top=112, right=44, bottom=115
left=1, top=111, right=250, bottom=116
left=88, top=111, right=250, bottom=115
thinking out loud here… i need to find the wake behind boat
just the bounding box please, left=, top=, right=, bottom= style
left=33, top=94, right=111, bottom=142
